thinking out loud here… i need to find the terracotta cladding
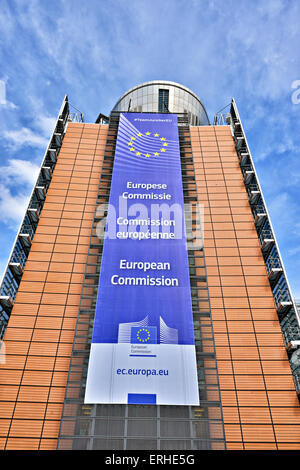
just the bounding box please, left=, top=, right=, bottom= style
left=190, top=125, right=300, bottom=449
left=1, top=121, right=299, bottom=450
left=0, top=122, right=108, bottom=450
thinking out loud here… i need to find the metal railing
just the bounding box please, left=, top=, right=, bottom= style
left=252, top=204, right=266, bottom=218
left=0, top=95, right=84, bottom=339
left=214, top=98, right=300, bottom=400
left=259, top=228, right=273, bottom=244
left=283, top=325, right=300, bottom=347
left=273, top=275, right=292, bottom=307
left=265, top=256, right=282, bottom=274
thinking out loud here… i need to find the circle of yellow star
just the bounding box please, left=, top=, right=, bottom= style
left=137, top=328, right=151, bottom=343
left=127, top=133, right=168, bottom=158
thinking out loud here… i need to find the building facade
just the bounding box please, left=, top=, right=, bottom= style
left=0, top=81, right=300, bottom=450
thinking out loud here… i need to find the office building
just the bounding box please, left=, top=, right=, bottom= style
left=0, top=81, right=299, bottom=450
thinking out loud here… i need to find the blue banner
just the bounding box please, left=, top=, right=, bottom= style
left=84, top=113, right=199, bottom=406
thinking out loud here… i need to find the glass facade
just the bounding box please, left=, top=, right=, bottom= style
left=112, top=81, right=210, bottom=126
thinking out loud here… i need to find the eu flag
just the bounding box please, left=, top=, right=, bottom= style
left=131, top=326, right=157, bottom=344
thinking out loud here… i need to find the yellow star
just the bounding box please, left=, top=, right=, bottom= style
left=160, top=137, right=166, bottom=141
left=154, top=152, right=159, bottom=156
left=161, top=148, right=166, bottom=152
left=146, top=132, right=151, bottom=136
left=128, top=142, right=133, bottom=146
left=145, top=153, right=151, bottom=158
left=130, top=147, right=135, bottom=152
left=163, top=142, right=168, bottom=146
left=154, top=133, right=159, bottom=137
left=136, top=152, right=141, bottom=156
left=131, top=136, right=136, bottom=140
left=137, top=132, right=142, bottom=137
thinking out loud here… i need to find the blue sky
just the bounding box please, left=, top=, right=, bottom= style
left=0, top=0, right=299, bottom=297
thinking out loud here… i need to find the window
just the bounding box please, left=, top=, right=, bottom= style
left=158, top=89, right=169, bottom=112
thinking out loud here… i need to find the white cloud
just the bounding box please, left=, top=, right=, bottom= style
left=37, top=115, right=57, bottom=137
left=0, top=77, right=18, bottom=110
left=2, top=113, right=56, bottom=151
left=0, top=158, right=40, bottom=186
left=3, top=127, right=49, bottom=150
left=0, top=183, right=32, bottom=228
left=0, top=159, right=40, bottom=228
left=288, top=246, right=300, bottom=257
left=1, top=100, right=18, bottom=110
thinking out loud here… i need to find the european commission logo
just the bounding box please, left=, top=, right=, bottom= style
left=127, top=132, right=168, bottom=159
left=131, top=326, right=157, bottom=344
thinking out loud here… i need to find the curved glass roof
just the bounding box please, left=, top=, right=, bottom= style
left=112, top=80, right=209, bottom=125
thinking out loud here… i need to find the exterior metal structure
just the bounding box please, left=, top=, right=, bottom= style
left=215, top=100, right=300, bottom=398
left=112, top=81, right=210, bottom=126
left=0, top=96, right=84, bottom=340
left=0, top=82, right=300, bottom=450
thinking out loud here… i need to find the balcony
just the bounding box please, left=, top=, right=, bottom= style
left=282, top=319, right=300, bottom=351
left=233, top=120, right=241, bottom=131
left=42, top=166, right=52, bottom=181
left=273, top=276, right=293, bottom=317
left=277, top=301, right=293, bottom=316
left=56, top=117, right=67, bottom=134
left=235, top=135, right=245, bottom=151
left=266, top=248, right=283, bottom=285
left=247, top=183, right=260, bottom=205
left=252, top=204, right=267, bottom=228
left=21, top=220, right=35, bottom=237
left=27, top=207, right=40, bottom=224
left=259, top=228, right=275, bottom=255
left=53, top=132, right=62, bottom=148
left=243, top=170, right=254, bottom=185
left=268, top=267, right=283, bottom=285
left=287, top=339, right=300, bottom=352
left=238, top=151, right=250, bottom=166
left=48, top=148, right=58, bottom=163
left=34, top=186, right=46, bottom=201
left=8, top=262, right=23, bottom=282
left=241, top=164, right=254, bottom=184
left=0, top=296, right=13, bottom=314
left=18, top=233, right=32, bottom=253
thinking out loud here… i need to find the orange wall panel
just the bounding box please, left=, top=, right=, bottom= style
left=1, top=121, right=299, bottom=450
left=0, top=123, right=108, bottom=449
left=192, top=126, right=300, bottom=449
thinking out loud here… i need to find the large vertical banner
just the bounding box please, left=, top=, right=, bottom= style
left=84, top=113, right=199, bottom=406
